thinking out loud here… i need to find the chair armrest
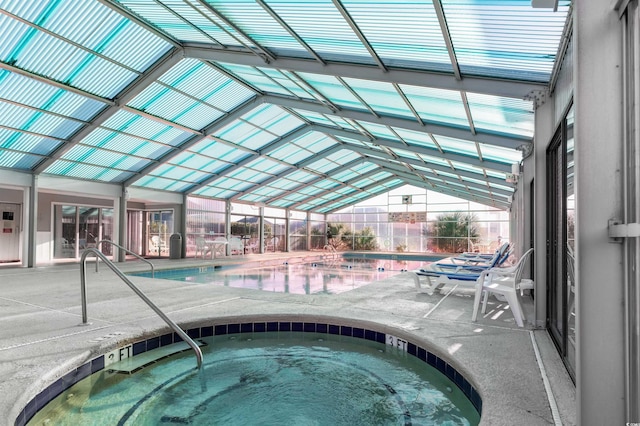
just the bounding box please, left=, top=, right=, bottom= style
left=485, top=266, right=517, bottom=276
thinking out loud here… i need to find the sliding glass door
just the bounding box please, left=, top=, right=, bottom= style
left=546, top=104, right=575, bottom=380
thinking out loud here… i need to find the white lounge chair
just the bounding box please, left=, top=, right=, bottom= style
left=409, top=243, right=512, bottom=295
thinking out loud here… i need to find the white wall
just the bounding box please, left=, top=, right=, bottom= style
left=574, top=2, right=625, bottom=424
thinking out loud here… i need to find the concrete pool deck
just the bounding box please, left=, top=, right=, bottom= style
left=0, top=252, right=576, bottom=425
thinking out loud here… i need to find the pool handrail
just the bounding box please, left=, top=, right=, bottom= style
left=93, top=240, right=154, bottom=278
left=80, top=248, right=203, bottom=369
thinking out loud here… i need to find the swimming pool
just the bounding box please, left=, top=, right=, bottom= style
left=129, top=254, right=442, bottom=295
left=22, top=320, right=481, bottom=425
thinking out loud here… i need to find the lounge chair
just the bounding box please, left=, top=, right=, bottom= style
left=434, top=242, right=512, bottom=270
left=409, top=266, right=485, bottom=295
left=409, top=243, right=513, bottom=295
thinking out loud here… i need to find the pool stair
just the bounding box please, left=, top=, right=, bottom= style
left=107, top=340, right=207, bottom=374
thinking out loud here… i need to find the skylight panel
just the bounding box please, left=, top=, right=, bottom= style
left=250, top=186, right=282, bottom=197
left=135, top=174, right=184, bottom=191
left=389, top=128, right=437, bottom=149
left=0, top=149, right=41, bottom=170
left=296, top=73, right=365, bottom=110
left=193, top=186, right=236, bottom=199
left=263, top=0, right=374, bottom=64
left=80, top=129, right=170, bottom=159
left=341, top=0, right=452, bottom=71
left=101, top=110, right=194, bottom=146
left=153, top=168, right=208, bottom=185
left=115, top=0, right=221, bottom=45
left=227, top=167, right=269, bottom=183
left=269, top=177, right=303, bottom=191
left=332, top=169, right=360, bottom=182
left=41, top=0, right=171, bottom=71
left=215, top=63, right=293, bottom=96
left=478, top=143, right=522, bottom=164
left=176, top=155, right=231, bottom=175
left=399, top=84, right=469, bottom=128
left=428, top=134, right=478, bottom=157
left=0, top=128, right=62, bottom=155
left=206, top=0, right=307, bottom=56
left=269, top=143, right=314, bottom=164
left=259, top=68, right=314, bottom=100
left=246, top=156, right=288, bottom=175
left=443, top=0, right=571, bottom=82
left=0, top=101, right=81, bottom=139
left=44, top=160, right=134, bottom=182
left=356, top=122, right=400, bottom=140
left=243, top=104, right=304, bottom=136
left=165, top=1, right=248, bottom=46
left=0, top=72, right=106, bottom=121
left=306, top=158, right=338, bottom=174
left=128, top=83, right=225, bottom=130
left=342, top=78, right=413, bottom=119
left=466, top=92, right=534, bottom=138
left=61, top=146, right=148, bottom=171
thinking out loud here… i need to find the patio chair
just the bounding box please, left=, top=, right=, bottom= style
left=149, top=236, right=167, bottom=256
left=195, top=237, right=212, bottom=259
left=229, top=236, right=244, bottom=255
left=471, top=248, right=534, bottom=327
left=266, top=236, right=279, bottom=252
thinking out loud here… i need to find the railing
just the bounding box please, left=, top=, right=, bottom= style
left=80, top=248, right=203, bottom=369
left=94, top=240, right=154, bottom=278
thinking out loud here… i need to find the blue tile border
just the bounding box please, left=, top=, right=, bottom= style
left=16, top=321, right=482, bottom=425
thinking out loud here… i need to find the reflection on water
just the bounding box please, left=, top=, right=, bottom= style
left=147, top=258, right=434, bottom=295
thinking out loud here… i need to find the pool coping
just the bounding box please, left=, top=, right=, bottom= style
left=16, top=315, right=482, bottom=425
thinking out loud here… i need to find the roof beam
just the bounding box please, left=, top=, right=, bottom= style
left=345, top=142, right=508, bottom=184
left=184, top=44, right=545, bottom=99
left=263, top=95, right=531, bottom=149
left=312, top=124, right=513, bottom=173
left=364, top=154, right=507, bottom=187
left=385, top=166, right=512, bottom=199
left=33, top=48, right=184, bottom=174
left=398, top=174, right=509, bottom=209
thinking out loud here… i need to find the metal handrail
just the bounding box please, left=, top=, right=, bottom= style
left=94, top=240, right=154, bottom=278
left=80, top=248, right=203, bottom=369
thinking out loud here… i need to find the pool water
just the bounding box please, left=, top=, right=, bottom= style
left=28, top=332, right=479, bottom=425
left=131, top=256, right=436, bottom=295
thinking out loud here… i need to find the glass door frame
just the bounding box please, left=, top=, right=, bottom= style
left=52, top=203, right=114, bottom=260
left=546, top=103, right=575, bottom=381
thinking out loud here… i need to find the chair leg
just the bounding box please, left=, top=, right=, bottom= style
left=472, top=284, right=484, bottom=322
left=481, top=290, right=490, bottom=314
left=504, top=292, right=525, bottom=327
